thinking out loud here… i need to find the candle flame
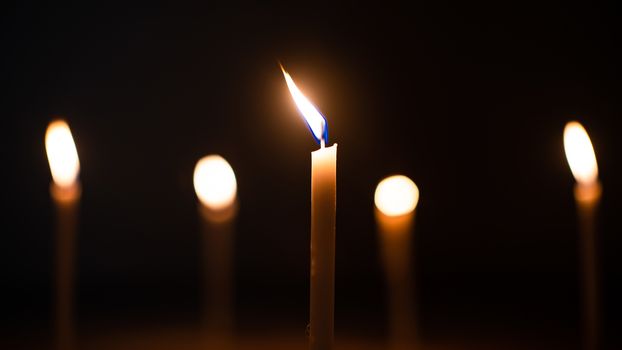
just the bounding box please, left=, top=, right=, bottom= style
left=193, top=155, right=237, bottom=210
left=45, top=120, right=80, bottom=188
left=563, top=121, right=598, bottom=186
left=375, top=175, right=419, bottom=216
left=280, top=65, right=328, bottom=146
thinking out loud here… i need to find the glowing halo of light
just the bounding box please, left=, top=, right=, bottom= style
left=374, top=175, right=419, bottom=216
left=45, top=119, right=80, bottom=188
left=280, top=65, right=328, bottom=145
left=193, top=155, right=237, bottom=210
left=563, top=121, right=598, bottom=186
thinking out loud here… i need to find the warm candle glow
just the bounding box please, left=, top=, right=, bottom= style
left=45, top=120, right=80, bottom=188
left=193, top=155, right=237, bottom=210
left=280, top=65, right=328, bottom=145
left=375, top=175, right=419, bottom=216
left=564, top=121, right=599, bottom=186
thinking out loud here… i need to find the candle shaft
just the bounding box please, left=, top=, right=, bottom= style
left=310, top=144, right=337, bottom=350
left=51, top=183, right=81, bottom=350
left=199, top=204, right=237, bottom=349
left=376, top=210, right=417, bottom=349
left=575, top=183, right=602, bottom=350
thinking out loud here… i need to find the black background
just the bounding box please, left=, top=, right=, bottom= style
left=2, top=1, right=622, bottom=348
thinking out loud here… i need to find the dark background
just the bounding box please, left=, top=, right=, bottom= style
left=2, top=1, right=621, bottom=348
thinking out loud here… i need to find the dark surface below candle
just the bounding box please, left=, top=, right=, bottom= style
left=2, top=2, right=622, bottom=349
left=0, top=321, right=610, bottom=350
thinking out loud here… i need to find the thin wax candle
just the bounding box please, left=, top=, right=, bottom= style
left=45, top=119, right=81, bottom=350
left=282, top=65, right=337, bottom=350
left=193, top=155, right=238, bottom=349
left=563, top=121, right=602, bottom=350
left=375, top=175, right=419, bottom=349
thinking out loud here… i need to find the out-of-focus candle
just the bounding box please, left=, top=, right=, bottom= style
left=563, top=121, right=601, bottom=350
left=45, top=119, right=81, bottom=350
left=375, top=175, right=419, bottom=349
left=281, top=65, right=337, bottom=350
left=193, top=155, right=238, bottom=348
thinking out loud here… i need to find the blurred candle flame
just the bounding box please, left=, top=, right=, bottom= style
left=45, top=120, right=80, bottom=188
left=280, top=65, right=328, bottom=146
left=564, top=121, right=598, bottom=186
left=375, top=175, right=419, bottom=216
left=194, top=155, right=237, bottom=210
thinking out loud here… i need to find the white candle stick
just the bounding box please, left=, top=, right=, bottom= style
left=193, top=155, right=238, bottom=349
left=563, top=121, right=601, bottom=350
left=374, top=175, right=419, bottom=349
left=45, top=119, right=81, bottom=350
left=282, top=65, right=337, bottom=350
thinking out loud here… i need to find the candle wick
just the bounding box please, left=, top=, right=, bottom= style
left=320, top=139, right=325, bottom=148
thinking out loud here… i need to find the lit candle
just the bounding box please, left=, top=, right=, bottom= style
left=563, top=121, right=601, bottom=350
left=45, top=119, right=81, bottom=350
left=193, top=155, right=238, bottom=348
left=374, top=175, right=419, bottom=349
left=281, top=65, right=337, bottom=350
